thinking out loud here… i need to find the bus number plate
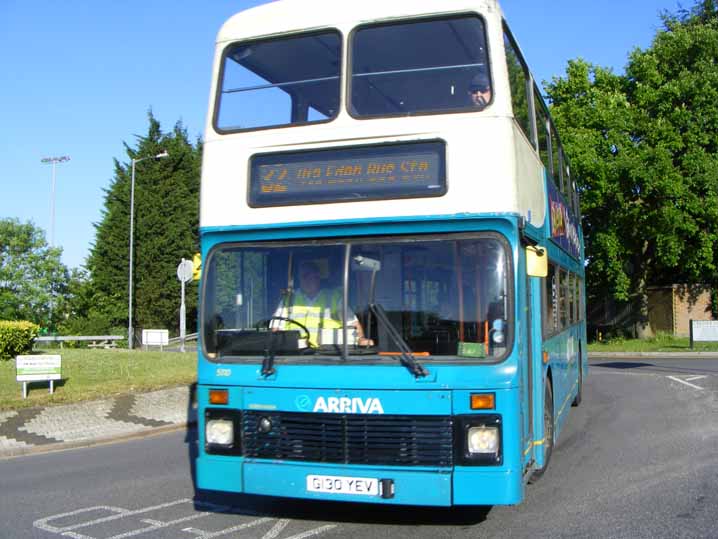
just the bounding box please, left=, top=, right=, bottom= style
left=306, top=474, right=379, bottom=496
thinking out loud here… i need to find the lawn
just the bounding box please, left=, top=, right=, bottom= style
left=587, top=333, right=718, bottom=353
left=3, top=336, right=714, bottom=411
left=0, top=349, right=196, bottom=411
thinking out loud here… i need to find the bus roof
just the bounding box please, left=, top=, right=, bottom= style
left=217, top=0, right=504, bottom=43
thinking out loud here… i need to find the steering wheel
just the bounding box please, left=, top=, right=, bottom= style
left=265, top=316, right=311, bottom=343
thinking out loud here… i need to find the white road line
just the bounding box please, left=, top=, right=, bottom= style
left=685, top=375, right=708, bottom=381
left=261, top=519, right=290, bottom=539
left=187, top=518, right=273, bottom=538
left=35, top=499, right=192, bottom=533
left=284, top=525, right=338, bottom=539
left=667, top=376, right=705, bottom=390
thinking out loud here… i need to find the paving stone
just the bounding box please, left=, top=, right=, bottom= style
left=0, top=435, right=29, bottom=451
left=131, top=387, right=193, bottom=424
left=0, top=386, right=193, bottom=455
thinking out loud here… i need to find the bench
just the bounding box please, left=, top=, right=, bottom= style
left=34, top=335, right=124, bottom=349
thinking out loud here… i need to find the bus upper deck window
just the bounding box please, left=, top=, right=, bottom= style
left=350, top=15, right=491, bottom=118
left=215, top=31, right=341, bottom=132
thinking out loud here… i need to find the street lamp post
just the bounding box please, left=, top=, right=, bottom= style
left=128, top=150, right=169, bottom=349
left=40, top=155, right=70, bottom=247
left=40, top=155, right=70, bottom=330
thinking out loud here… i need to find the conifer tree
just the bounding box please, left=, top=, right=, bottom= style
left=86, top=112, right=201, bottom=341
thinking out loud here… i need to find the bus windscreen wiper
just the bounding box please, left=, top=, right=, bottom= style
left=261, top=331, right=277, bottom=376
left=369, top=303, right=428, bottom=378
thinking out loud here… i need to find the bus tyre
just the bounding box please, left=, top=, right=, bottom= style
left=530, top=380, right=554, bottom=483
left=572, top=363, right=582, bottom=407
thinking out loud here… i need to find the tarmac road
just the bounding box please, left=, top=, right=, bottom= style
left=1, top=357, right=716, bottom=539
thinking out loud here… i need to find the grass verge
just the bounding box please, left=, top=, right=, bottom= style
left=587, top=333, right=718, bottom=353
left=0, top=349, right=196, bottom=411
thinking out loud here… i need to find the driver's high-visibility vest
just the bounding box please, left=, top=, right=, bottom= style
left=276, top=289, right=343, bottom=347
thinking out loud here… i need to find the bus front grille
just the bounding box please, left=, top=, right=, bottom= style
left=242, top=411, right=454, bottom=467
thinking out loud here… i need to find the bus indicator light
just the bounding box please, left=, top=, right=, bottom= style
left=470, top=393, right=495, bottom=410
left=209, top=389, right=229, bottom=405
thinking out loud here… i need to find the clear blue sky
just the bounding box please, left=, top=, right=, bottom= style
left=0, top=0, right=681, bottom=270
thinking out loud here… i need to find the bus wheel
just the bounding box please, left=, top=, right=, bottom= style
left=572, top=362, right=582, bottom=407
left=530, top=380, right=554, bottom=483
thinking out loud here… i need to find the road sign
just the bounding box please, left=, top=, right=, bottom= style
left=142, top=329, right=169, bottom=350
left=177, top=259, right=194, bottom=283
left=177, top=258, right=193, bottom=352
left=16, top=354, right=61, bottom=398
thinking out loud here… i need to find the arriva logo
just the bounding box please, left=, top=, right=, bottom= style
left=313, top=396, right=385, bottom=414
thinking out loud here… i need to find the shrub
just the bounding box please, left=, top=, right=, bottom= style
left=0, top=320, right=40, bottom=360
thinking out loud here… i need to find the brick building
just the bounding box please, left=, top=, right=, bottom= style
left=648, top=284, right=715, bottom=337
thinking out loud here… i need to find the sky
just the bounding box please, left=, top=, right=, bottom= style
left=0, top=0, right=683, bottom=270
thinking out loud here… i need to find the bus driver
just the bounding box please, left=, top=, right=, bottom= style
left=272, top=260, right=372, bottom=348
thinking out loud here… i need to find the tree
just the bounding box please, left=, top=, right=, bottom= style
left=86, top=112, right=201, bottom=341
left=546, top=1, right=718, bottom=337
left=0, top=218, right=69, bottom=328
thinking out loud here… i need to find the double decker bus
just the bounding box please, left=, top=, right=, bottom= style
left=196, top=0, right=587, bottom=506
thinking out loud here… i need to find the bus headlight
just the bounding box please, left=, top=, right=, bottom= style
left=468, top=426, right=499, bottom=454
left=457, top=414, right=502, bottom=465
left=206, top=419, right=234, bottom=445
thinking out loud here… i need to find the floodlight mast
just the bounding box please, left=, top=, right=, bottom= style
left=40, top=155, right=70, bottom=247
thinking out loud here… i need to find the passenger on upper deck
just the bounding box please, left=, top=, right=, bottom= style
left=468, top=72, right=492, bottom=110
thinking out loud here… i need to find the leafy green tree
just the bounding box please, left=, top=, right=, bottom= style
left=55, top=268, right=118, bottom=337
left=547, top=1, right=718, bottom=337
left=86, top=112, right=201, bottom=342
left=0, top=218, right=69, bottom=328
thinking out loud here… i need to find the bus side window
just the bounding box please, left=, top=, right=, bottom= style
left=543, top=262, right=557, bottom=337
left=533, top=87, right=551, bottom=178
left=550, top=124, right=561, bottom=189
left=559, top=268, right=569, bottom=329
left=503, top=27, right=532, bottom=143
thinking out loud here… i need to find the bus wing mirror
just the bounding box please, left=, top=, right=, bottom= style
left=526, top=246, right=547, bottom=277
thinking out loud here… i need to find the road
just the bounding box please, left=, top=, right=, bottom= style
left=1, top=358, right=716, bottom=539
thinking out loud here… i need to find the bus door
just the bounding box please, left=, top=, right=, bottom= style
left=524, top=246, right=547, bottom=472
left=522, top=271, right=534, bottom=469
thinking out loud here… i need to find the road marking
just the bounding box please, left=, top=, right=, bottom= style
left=685, top=375, right=707, bottom=382
left=179, top=517, right=272, bottom=539
left=667, top=376, right=705, bottom=390
left=34, top=498, right=337, bottom=539
left=284, top=525, right=339, bottom=539
left=262, top=519, right=290, bottom=539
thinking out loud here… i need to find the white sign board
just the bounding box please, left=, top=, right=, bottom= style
left=690, top=320, right=718, bottom=343
left=16, top=354, right=62, bottom=397
left=16, top=355, right=62, bottom=382
left=142, top=329, right=169, bottom=346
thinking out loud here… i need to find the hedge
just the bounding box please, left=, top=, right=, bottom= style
left=0, top=320, right=40, bottom=360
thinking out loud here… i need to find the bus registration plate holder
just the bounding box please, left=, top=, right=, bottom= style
left=306, top=474, right=379, bottom=496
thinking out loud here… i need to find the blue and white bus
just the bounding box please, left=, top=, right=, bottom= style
left=196, top=0, right=587, bottom=506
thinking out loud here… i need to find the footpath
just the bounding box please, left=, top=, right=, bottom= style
left=2, top=351, right=718, bottom=459
left=0, top=385, right=196, bottom=459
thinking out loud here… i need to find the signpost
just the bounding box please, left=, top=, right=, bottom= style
left=689, top=319, right=718, bottom=348
left=16, top=355, right=62, bottom=398
left=177, top=258, right=194, bottom=353
left=142, top=329, right=169, bottom=351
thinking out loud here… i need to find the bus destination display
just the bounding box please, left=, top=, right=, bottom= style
left=249, top=140, right=446, bottom=207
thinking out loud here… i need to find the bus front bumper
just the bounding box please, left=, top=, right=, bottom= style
left=196, top=457, right=522, bottom=506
